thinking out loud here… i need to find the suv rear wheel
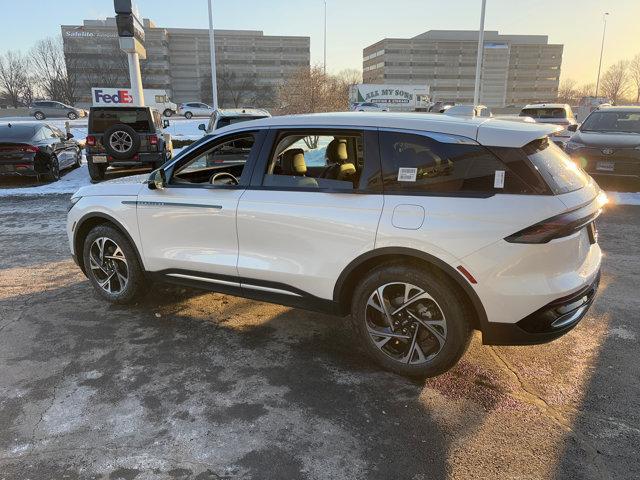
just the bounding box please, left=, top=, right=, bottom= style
left=88, top=160, right=106, bottom=181
left=163, top=109, right=173, bottom=117
left=34, top=111, right=45, bottom=120
left=103, top=124, right=140, bottom=159
left=83, top=225, right=146, bottom=304
left=351, top=263, right=472, bottom=377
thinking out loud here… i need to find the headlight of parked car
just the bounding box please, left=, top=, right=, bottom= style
left=68, top=196, right=82, bottom=212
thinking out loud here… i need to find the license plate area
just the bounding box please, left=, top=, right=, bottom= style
left=596, top=161, right=614, bottom=172
left=92, top=155, right=107, bottom=164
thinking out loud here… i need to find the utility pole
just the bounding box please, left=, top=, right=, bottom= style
left=473, top=0, right=487, bottom=107
left=207, top=0, right=219, bottom=109
left=595, top=12, right=610, bottom=97
left=323, top=0, right=327, bottom=74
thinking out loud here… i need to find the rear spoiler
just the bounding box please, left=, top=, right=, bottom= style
left=476, top=118, right=562, bottom=148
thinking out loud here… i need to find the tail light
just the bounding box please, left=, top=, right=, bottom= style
left=505, top=202, right=602, bottom=244
left=86, top=135, right=96, bottom=146
left=148, top=135, right=158, bottom=145
left=21, top=145, right=39, bottom=153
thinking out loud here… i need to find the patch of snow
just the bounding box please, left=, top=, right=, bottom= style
left=164, top=118, right=206, bottom=140
left=606, top=191, right=640, bottom=206
left=0, top=156, right=91, bottom=196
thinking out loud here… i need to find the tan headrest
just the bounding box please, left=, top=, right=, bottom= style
left=281, top=148, right=307, bottom=175
left=337, top=163, right=356, bottom=180
left=326, top=138, right=348, bottom=163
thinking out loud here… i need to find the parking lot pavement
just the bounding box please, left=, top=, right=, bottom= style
left=0, top=195, right=638, bottom=480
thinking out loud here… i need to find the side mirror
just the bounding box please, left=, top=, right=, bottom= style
left=567, top=124, right=578, bottom=132
left=148, top=168, right=166, bottom=190
left=198, top=123, right=206, bottom=131
left=162, top=119, right=170, bottom=129
left=66, top=132, right=74, bottom=140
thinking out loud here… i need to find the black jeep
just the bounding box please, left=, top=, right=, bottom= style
left=85, top=106, right=172, bottom=181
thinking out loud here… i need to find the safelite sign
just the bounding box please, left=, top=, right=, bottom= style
left=91, top=87, right=137, bottom=106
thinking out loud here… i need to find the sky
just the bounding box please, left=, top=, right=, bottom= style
left=1, top=0, right=639, bottom=86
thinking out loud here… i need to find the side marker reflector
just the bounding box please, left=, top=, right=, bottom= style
left=457, top=265, right=477, bottom=284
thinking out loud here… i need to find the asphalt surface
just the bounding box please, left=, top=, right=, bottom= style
left=0, top=194, right=638, bottom=480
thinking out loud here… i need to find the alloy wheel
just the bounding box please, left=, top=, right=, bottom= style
left=109, top=131, right=133, bottom=153
left=88, top=237, right=129, bottom=294
left=365, top=282, right=447, bottom=365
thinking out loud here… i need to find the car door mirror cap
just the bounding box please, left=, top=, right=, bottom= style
left=198, top=123, right=206, bottom=131
left=567, top=124, right=578, bottom=132
left=148, top=168, right=166, bottom=190
left=163, top=119, right=170, bottom=129
left=66, top=132, right=74, bottom=140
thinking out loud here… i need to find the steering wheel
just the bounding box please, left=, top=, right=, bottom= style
left=209, top=172, right=239, bottom=185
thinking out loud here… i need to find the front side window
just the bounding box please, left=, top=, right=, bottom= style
left=262, top=131, right=365, bottom=191
left=171, top=133, right=256, bottom=186
left=379, top=131, right=532, bottom=194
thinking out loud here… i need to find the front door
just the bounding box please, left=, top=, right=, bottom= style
left=137, top=129, right=266, bottom=283
left=236, top=128, right=384, bottom=301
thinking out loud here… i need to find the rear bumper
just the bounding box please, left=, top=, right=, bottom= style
left=482, top=270, right=600, bottom=345
left=87, top=152, right=164, bottom=167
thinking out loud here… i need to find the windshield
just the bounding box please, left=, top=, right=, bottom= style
left=580, top=111, right=640, bottom=134
left=0, top=125, right=36, bottom=142
left=524, top=138, right=589, bottom=194
left=520, top=108, right=566, bottom=119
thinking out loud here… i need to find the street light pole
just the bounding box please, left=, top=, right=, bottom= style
left=473, top=0, right=487, bottom=106
left=207, top=0, right=219, bottom=109
left=323, top=0, right=327, bottom=74
left=595, top=12, right=609, bottom=97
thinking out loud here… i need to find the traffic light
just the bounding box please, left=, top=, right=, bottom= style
left=114, top=0, right=145, bottom=43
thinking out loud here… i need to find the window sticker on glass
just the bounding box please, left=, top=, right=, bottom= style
left=494, top=170, right=505, bottom=189
left=398, top=167, right=417, bottom=182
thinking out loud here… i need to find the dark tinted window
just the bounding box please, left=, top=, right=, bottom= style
left=521, top=108, right=566, bottom=119
left=379, top=131, right=532, bottom=194
left=0, top=125, right=36, bottom=141
left=90, top=108, right=151, bottom=133
left=216, top=116, right=266, bottom=129
left=523, top=138, right=588, bottom=194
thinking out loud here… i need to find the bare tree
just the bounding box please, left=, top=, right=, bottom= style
left=276, top=65, right=350, bottom=115
left=575, top=83, right=596, bottom=100
left=630, top=53, right=640, bottom=103
left=600, top=60, right=630, bottom=103
left=337, top=68, right=362, bottom=85
left=30, top=36, right=76, bottom=104
left=0, top=51, right=29, bottom=107
left=557, top=78, right=577, bottom=103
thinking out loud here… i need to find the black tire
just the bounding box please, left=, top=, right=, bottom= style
left=103, top=124, right=140, bottom=160
left=34, top=111, right=45, bottom=120
left=74, top=148, right=83, bottom=168
left=184, top=111, right=193, bottom=119
left=82, top=224, right=146, bottom=304
left=350, top=262, right=473, bottom=378
left=163, top=109, right=173, bottom=117
left=88, top=159, right=106, bottom=182
left=46, top=155, right=60, bottom=182
left=67, top=111, right=78, bottom=120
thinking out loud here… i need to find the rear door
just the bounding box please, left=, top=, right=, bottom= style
left=236, top=127, right=384, bottom=301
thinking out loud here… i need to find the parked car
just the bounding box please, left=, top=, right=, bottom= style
left=0, top=121, right=81, bottom=181
left=429, top=101, right=455, bottom=113
left=199, top=108, right=271, bottom=134
left=68, top=112, right=604, bottom=377
left=29, top=101, right=86, bottom=120
left=520, top=103, right=577, bottom=148
left=85, top=106, right=172, bottom=182
left=177, top=102, right=215, bottom=119
left=564, top=106, right=640, bottom=181
left=351, top=102, right=389, bottom=112
left=443, top=104, right=492, bottom=117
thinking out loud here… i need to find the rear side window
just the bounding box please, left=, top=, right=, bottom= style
left=90, top=109, right=151, bottom=133
left=216, top=116, right=266, bottom=129
left=379, top=131, right=533, bottom=195
left=523, top=138, right=589, bottom=194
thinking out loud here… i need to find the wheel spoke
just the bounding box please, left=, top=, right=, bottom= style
left=89, top=253, right=108, bottom=274
left=375, top=286, right=396, bottom=330
left=98, top=272, right=115, bottom=293
left=402, top=326, right=428, bottom=364
left=409, top=312, right=447, bottom=348
left=390, top=291, right=434, bottom=316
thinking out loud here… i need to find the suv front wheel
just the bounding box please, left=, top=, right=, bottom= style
left=83, top=225, right=146, bottom=304
left=351, top=263, right=472, bottom=377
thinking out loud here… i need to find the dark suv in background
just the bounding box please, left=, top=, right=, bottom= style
left=85, top=106, right=172, bottom=181
left=565, top=106, right=640, bottom=183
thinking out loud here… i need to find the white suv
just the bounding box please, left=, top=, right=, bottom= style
left=67, top=112, right=604, bottom=377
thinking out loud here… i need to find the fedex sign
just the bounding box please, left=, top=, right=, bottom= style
left=91, top=87, right=137, bottom=106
